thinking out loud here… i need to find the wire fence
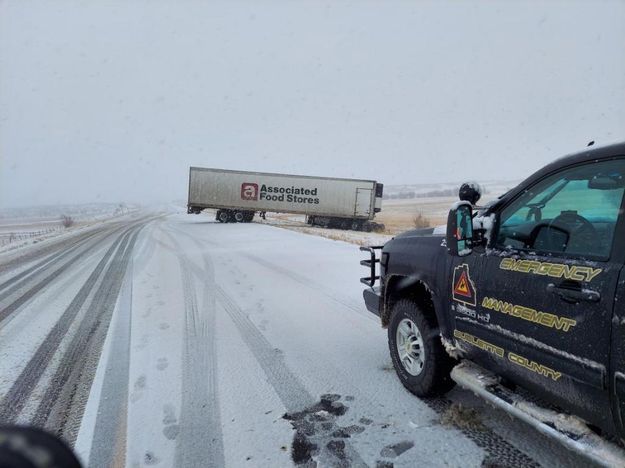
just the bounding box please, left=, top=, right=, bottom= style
left=0, top=227, right=63, bottom=247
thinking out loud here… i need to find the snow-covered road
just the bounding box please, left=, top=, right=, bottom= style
left=0, top=213, right=598, bottom=467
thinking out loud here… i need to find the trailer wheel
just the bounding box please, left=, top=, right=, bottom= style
left=234, top=211, right=245, bottom=222
left=351, top=220, right=362, bottom=231
left=243, top=211, right=255, bottom=222
left=217, top=210, right=231, bottom=223
left=388, top=299, right=455, bottom=396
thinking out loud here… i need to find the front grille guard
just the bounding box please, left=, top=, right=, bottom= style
left=359, top=245, right=383, bottom=287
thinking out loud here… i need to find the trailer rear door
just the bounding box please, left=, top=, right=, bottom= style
left=355, top=188, right=372, bottom=216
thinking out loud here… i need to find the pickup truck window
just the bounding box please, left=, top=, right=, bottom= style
left=496, top=159, right=625, bottom=259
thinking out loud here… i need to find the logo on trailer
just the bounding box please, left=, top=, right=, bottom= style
left=241, top=183, right=259, bottom=200
left=452, top=264, right=476, bottom=307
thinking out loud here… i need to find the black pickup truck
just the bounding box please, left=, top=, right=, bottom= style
left=361, top=142, right=625, bottom=463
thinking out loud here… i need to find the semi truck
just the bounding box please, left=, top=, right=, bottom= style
left=360, top=142, right=625, bottom=464
left=187, top=167, right=384, bottom=231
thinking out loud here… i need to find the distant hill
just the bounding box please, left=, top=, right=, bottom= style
left=383, top=180, right=520, bottom=200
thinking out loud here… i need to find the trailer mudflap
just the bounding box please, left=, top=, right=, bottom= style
left=451, top=361, right=625, bottom=467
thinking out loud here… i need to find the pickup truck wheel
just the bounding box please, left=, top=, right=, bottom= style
left=388, top=299, right=455, bottom=396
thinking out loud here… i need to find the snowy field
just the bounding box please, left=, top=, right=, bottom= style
left=0, top=209, right=606, bottom=467
left=0, top=203, right=138, bottom=252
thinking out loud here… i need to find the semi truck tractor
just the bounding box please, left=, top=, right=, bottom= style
left=187, top=167, right=384, bottom=231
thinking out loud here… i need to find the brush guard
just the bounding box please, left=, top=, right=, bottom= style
left=359, top=246, right=383, bottom=287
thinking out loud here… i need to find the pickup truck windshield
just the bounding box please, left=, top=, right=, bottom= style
left=497, top=159, right=625, bottom=258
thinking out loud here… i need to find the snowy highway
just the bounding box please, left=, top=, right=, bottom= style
left=0, top=213, right=600, bottom=467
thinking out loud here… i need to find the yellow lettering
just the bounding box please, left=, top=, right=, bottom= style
left=500, top=259, right=602, bottom=282
left=453, top=330, right=504, bottom=358
left=527, top=261, right=541, bottom=274
left=537, top=312, right=556, bottom=328
left=569, top=267, right=586, bottom=282
left=549, top=264, right=565, bottom=278
left=537, top=263, right=552, bottom=275
left=587, top=268, right=602, bottom=282
left=481, top=296, right=577, bottom=332
left=508, top=352, right=561, bottom=381
left=500, top=258, right=514, bottom=270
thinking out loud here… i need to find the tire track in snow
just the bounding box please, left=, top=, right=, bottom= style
left=166, top=224, right=369, bottom=467
left=165, top=224, right=317, bottom=412
left=34, top=227, right=142, bottom=441
left=0, top=227, right=123, bottom=325
left=421, top=397, right=539, bottom=467
left=215, top=284, right=369, bottom=467
left=214, top=285, right=315, bottom=413
left=86, top=235, right=136, bottom=467
left=0, top=228, right=103, bottom=297
left=161, top=228, right=225, bottom=468
left=0, top=222, right=141, bottom=425
left=0, top=222, right=122, bottom=276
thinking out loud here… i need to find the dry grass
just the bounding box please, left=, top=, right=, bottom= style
left=413, top=211, right=431, bottom=229
left=440, top=403, right=483, bottom=430
left=375, top=196, right=455, bottom=234
left=274, top=224, right=391, bottom=246
left=60, top=215, right=74, bottom=228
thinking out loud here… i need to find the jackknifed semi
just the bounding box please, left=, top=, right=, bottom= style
left=187, top=167, right=384, bottom=231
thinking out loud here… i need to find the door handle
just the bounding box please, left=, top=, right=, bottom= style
left=546, top=283, right=600, bottom=303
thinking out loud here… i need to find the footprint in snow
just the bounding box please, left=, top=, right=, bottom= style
left=144, top=451, right=159, bottom=465
left=380, top=441, right=414, bottom=458
left=162, top=404, right=179, bottom=440
left=134, top=375, right=146, bottom=390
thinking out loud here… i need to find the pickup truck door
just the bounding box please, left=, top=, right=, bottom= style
left=457, top=158, right=625, bottom=431
left=612, top=268, right=625, bottom=438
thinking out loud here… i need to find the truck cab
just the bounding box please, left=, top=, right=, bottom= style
left=362, top=142, right=625, bottom=460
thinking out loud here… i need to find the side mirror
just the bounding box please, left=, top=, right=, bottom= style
left=446, top=202, right=474, bottom=256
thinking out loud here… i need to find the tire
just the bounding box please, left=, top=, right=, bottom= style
left=388, top=299, right=455, bottom=397
left=243, top=211, right=255, bottom=222
left=218, top=210, right=231, bottom=223
left=234, top=211, right=245, bottom=222
left=351, top=220, right=362, bottom=231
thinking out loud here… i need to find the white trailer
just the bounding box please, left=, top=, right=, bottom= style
left=187, top=167, right=384, bottom=231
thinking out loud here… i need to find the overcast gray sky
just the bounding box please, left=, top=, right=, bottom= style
left=1, top=0, right=624, bottom=207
